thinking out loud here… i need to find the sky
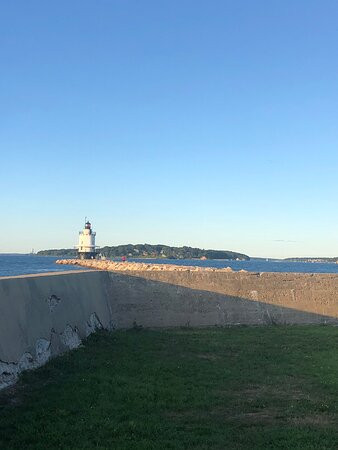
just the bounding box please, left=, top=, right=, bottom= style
left=1, top=0, right=338, bottom=258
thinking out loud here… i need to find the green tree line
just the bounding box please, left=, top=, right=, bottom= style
left=37, top=244, right=249, bottom=260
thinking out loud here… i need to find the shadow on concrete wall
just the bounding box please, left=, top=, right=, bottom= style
left=107, top=272, right=338, bottom=329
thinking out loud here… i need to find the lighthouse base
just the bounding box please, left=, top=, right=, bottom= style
left=78, top=252, right=96, bottom=260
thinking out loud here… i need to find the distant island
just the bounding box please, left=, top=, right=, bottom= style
left=284, top=257, right=338, bottom=263
left=37, top=244, right=250, bottom=260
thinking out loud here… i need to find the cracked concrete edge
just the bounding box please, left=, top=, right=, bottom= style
left=0, top=312, right=103, bottom=390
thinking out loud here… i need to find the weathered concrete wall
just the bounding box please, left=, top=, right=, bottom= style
left=0, top=269, right=337, bottom=389
left=0, top=270, right=111, bottom=389
left=107, top=270, right=338, bottom=328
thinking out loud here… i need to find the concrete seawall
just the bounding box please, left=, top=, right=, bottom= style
left=0, top=268, right=337, bottom=389
left=0, top=270, right=112, bottom=389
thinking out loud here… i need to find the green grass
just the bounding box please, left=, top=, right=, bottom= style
left=1, top=326, right=338, bottom=449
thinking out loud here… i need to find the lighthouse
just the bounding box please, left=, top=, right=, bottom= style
left=77, top=219, right=97, bottom=259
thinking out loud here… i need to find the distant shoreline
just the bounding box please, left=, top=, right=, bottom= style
left=285, top=257, right=338, bottom=264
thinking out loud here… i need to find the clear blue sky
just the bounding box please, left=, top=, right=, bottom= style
left=1, top=1, right=337, bottom=257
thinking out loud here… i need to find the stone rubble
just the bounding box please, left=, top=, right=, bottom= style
left=56, top=259, right=241, bottom=273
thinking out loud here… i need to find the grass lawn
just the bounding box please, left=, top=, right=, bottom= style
left=0, top=326, right=337, bottom=449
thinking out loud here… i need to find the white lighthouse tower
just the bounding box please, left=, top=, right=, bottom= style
left=77, top=219, right=97, bottom=259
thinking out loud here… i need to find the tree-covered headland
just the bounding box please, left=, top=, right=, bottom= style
left=37, top=244, right=250, bottom=260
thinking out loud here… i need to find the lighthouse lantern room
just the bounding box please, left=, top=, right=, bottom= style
left=77, top=219, right=97, bottom=259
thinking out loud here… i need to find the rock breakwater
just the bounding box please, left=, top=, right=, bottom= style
left=56, top=259, right=238, bottom=273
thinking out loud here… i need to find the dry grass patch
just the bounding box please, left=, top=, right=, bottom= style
left=290, top=415, right=336, bottom=427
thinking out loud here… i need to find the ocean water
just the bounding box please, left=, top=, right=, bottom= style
left=0, top=255, right=85, bottom=277
left=1, top=254, right=337, bottom=278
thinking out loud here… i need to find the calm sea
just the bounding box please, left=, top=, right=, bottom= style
left=0, top=255, right=84, bottom=277
left=0, top=254, right=338, bottom=277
